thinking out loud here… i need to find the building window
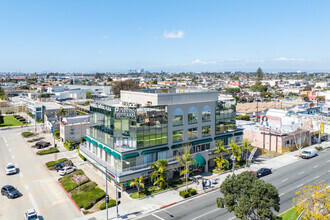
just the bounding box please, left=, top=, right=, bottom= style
left=70, top=128, right=74, bottom=135
left=202, top=105, right=211, bottom=122
left=202, top=126, right=210, bottom=136
left=188, top=128, right=198, bottom=140
left=99, top=148, right=103, bottom=159
left=143, top=154, right=153, bottom=164
left=105, top=152, right=111, bottom=163
left=188, top=107, right=198, bottom=124
left=123, top=158, right=136, bottom=169
left=157, top=151, right=167, bottom=160
left=173, top=130, right=183, bottom=142
left=173, top=108, right=183, bottom=126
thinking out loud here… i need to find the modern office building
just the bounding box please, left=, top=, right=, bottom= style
left=80, top=89, right=243, bottom=191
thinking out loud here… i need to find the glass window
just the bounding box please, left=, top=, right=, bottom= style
left=157, top=151, right=167, bottom=160
left=173, top=108, right=183, bottom=126
left=144, top=154, right=153, bottom=164
left=173, top=130, right=183, bottom=142
left=202, top=105, right=211, bottom=122
left=188, top=107, right=198, bottom=124
left=105, top=152, right=111, bottom=163
left=188, top=128, right=198, bottom=140
left=202, top=126, right=210, bottom=136
left=123, top=158, right=136, bottom=169
left=114, top=120, right=121, bottom=130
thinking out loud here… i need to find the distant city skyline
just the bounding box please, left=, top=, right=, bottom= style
left=1, top=0, right=330, bottom=72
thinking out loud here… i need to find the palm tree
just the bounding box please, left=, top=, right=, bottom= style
left=241, top=139, right=254, bottom=168
left=150, top=159, right=169, bottom=189
left=130, top=176, right=145, bottom=195
left=57, top=107, right=67, bottom=121
left=229, top=140, right=242, bottom=174
left=212, top=141, right=229, bottom=171
left=176, top=144, right=196, bottom=192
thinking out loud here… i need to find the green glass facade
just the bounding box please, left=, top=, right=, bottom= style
left=215, top=101, right=236, bottom=134
left=90, top=103, right=168, bottom=152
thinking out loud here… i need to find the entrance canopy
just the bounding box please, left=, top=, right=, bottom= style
left=193, top=155, right=206, bottom=166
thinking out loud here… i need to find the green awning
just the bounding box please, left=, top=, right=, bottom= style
left=192, top=138, right=213, bottom=145
left=193, top=155, right=206, bottom=166
left=234, top=131, right=243, bottom=136
left=85, top=136, right=91, bottom=142
left=142, top=147, right=169, bottom=155
left=104, top=147, right=112, bottom=154
left=98, top=144, right=104, bottom=149
left=171, top=143, right=184, bottom=149
left=111, top=151, right=121, bottom=159
left=91, top=140, right=98, bottom=145
left=214, top=134, right=232, bottom=140
left=122, top=153, right=139, bottom=159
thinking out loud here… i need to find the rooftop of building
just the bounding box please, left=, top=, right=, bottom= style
left=62, top=115, right=90, bottom=124
left=128, top=88, right=213, bottom=95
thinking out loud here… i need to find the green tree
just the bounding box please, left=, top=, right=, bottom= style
left=150, top=159, right=169, bottom=189
left=130, top=176, right=145, bottom=195
left=175, top=145, right=196, bottom=192
left=86, top=91, right=92, bottom=99
left=54, top=129, right=60, bottom=138
left=256, top=67, right=263, bottom=82
left=229, top=140, right=241, bottom=173
left=112, top=80, right=140, bottom=97
left=212, top=141, right=229, bottom=171
left=216, top=171, right=280, bottom=220
left=70, top=79, right=74, bottom=85
left=107, top=76, right=113, bottom=82
left=241, top=139, right=253, bottom=167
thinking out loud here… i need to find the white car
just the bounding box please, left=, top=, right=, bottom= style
left=5, top=163, right=16, bottom=175
left=58, top=166, right=76, bottom=176
left=24, top=209, right=39, bottom=220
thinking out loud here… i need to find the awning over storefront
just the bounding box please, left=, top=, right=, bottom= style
left=85, top=136, right=91, bottom=142
left=122, top=152, right=139, bottom=159
left=91, top=139, right=98, bottom=146
left=234, top=131, right=243, bottom=136
left=192, top=138, right=213, bottom=145
left=98, top=144, right=104, bottom=149
left=104, top=147, right=112, bottom=154
left=142, top=147, right=169, bottom=155
left=193, top=155, right=206, bottom=166
left=214, top=134, right=233, bottom=141
left=111, top=151, right=121, bottom=159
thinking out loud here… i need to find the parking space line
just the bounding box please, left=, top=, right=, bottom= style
left=298, top=171, right=304, bottom=175
left=297, top=184, right=303, bottom=188
left=8, top=148, right=11, bottom=152
left=24, top=184, right=29, bottom=191
left=279, top=193, right=285, bottom=197
left=314, top=176, right=320, bottom=180
left=152, top=213, right=165, bottom=220
left=3, top=136, right=7, bottom=144
left=20, top=172, right=23, bottom=178
left=282, top=178, right=288, bottom=182
left=313, top=165, right=319, bottom=168
left=11, top=155, right=15, bottom=159
left=28, top=192, right=40, bottom=214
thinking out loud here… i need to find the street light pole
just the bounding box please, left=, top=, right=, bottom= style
left=105, top=166, right=108, bottom=220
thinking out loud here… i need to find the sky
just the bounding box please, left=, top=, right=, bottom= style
left=1, top=0, right=330, bottom=73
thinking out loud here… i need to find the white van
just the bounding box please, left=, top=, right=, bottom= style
left=301, top=149, right=318, bottom=159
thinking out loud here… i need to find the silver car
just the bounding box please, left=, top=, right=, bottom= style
left=58, top=166, right=76, bottom=176
left=5, top=163, right=16, bottom=175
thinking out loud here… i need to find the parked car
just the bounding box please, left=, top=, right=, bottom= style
left=24, top=209, right=39, bottom=220
left=301, top=149, right=318, bottom=159
left=257, top=168, right=272, bottom=178
left=35, top=141, right=51, bottom=149
left=5, top=162, right=17, bottom=175
left=58, top=166, right=76, bottom=176
left=55, top=161, right=74, bottom=171
left=1, top=185, right=20, bottom=199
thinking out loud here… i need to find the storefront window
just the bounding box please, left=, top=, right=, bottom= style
left=123, top=158, right=136, bottom=169
left=188, top=128, right=198, bottom=139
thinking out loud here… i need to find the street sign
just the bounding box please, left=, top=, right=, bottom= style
left=248, top=147, right=258, bottom=161
left=33, top=114, right=36, bottom=119
left=51, top=127, right=54, bottom=133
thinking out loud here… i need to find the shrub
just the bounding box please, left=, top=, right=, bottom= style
left=77, top=149, right=86, bottom=161
left=315, top=146, right=323, bottom=151
left=71, top=186, right=106, bottom=210
left=99, top=200, right=117, bottom=210
left=21, top=132, right=35, bottom=138
left=59, top=170, right=89, bottom=192
left=179, top=191, right=190, bottom=198
left=27, top=137, right=45, bottom=143
left=45, top=158, right=68, bottom=170
left=37, top=148, right=59, bottom=155
left=188, top=188, right=197, bottom=196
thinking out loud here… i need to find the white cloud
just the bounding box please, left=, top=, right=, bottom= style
left=192, top=59, right=216, bottom=65
left=163, top=30, right=184, bottom=39
left=102, top=35, right=110, bottom=40
left=273, top=57, right=305, bottom=61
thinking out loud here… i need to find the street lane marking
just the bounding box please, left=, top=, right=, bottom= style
left=298, top=171, right=304, bottom=175
left=20, top=172, right=23, bottom=178
left=11, top=155, right=15, bottom=159
left=24, top=184, right=29, bottom=191
left=229, top=217, right=235, bottom=220
left=279, top=193, right=285, bottom=197
left=191, top=208, right=219, bottom=220
left=282, top=178, right=288, bottom=182
left=8, top=148, right=11, bottom=152
left=314, top=176, right=320, bottom=180
left=152, top=213, right=165, bottom=220
left=297, top=184, right=303, bottom=188
left=3, top=136, right=7, bottom=144
left=28, top=192, right=40, bottom=214
left=313, top=165, right=319, bottom=168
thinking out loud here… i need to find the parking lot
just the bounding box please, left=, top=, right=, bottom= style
left=0, top=127, right=83, bottom=220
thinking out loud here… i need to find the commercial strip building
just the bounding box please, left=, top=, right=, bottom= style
left=79, top=89, right=243, bottom=191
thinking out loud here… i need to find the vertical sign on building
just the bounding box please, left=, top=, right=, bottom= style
left=320, top=122, right=324, bottom=134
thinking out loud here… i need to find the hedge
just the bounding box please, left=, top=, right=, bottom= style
left=27, top=137, right=45, bottom=143
left=99, top=200, right=117, bottom=210
left=71, top=186, right=106, bottom=210
left=45, top=158, right=68, bottom=170
left=179, top=191, right=190, bottom=198
left=22, top=132, right=35, bottom=138
left=179, top=188, right=197, bottom=198
left=36, top=148, right=59, bottom=155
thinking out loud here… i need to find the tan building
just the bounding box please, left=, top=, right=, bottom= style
left=60, top=115, right=90, bottom=142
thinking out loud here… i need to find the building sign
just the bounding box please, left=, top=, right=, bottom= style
left=261, top=116, right=269, bottom=126
left=115, top=107, right=136, bottom=119
left=91, top=102, right=112, bottom=111
left=320, top=123, right=324, bottom=134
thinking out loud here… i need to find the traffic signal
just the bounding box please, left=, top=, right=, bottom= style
left=105, top=194, right=109, bottom=203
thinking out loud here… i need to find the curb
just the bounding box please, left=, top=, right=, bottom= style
left=57, top=181, right=82, bottom=212
left=160, top=202, right=176, bottom=209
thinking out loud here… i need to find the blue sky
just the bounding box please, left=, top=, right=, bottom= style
left=1, top=0, right=330, bottom=73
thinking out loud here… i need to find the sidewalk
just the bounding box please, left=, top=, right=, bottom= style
left=73, top=141, right=330, bottom=220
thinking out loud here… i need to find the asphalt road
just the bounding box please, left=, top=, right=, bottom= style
left=138, top=148, right=330, bottom=220
left=0, top=127, right=83, bottom=220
